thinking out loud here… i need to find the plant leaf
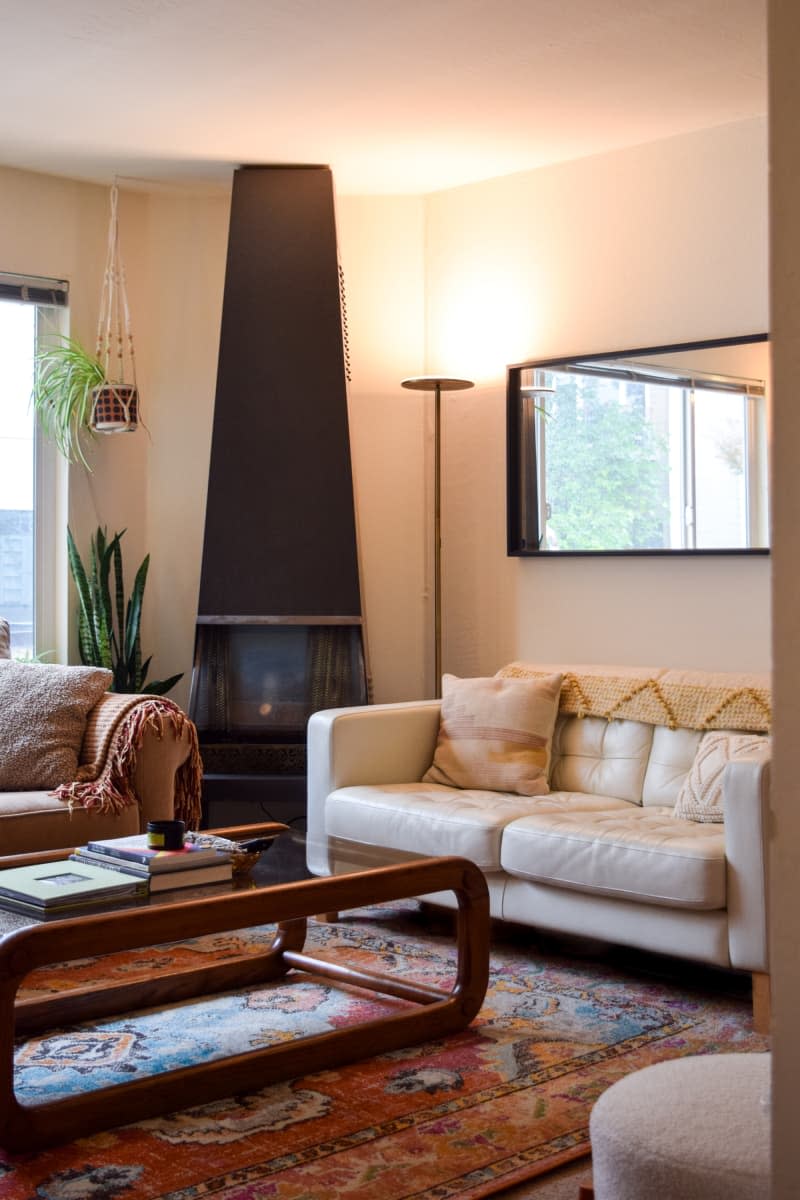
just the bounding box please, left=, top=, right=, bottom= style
left=67, top=527, right=101, bottom=665
left=88, top=531, right=113, bottom=669
left=112, top=533, right=126, bottom=663
left=143, top=673, right=184, bottom=696
left=125, top=554, right=149, bottom=667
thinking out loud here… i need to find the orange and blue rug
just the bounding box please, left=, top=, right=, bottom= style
left=3, top=902, right=768, bottom=1199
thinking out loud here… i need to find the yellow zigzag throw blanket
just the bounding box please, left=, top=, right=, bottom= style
left=497, top=663, right=771, bottom=733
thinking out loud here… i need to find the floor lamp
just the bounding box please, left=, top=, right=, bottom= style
left=401, top=375, right=475, bottom=698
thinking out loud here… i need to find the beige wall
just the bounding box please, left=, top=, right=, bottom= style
left=133, top=187, right=230, bottom=709
left=335, top=194, right=427, bottom=701
left=424, top=118, right=771, bottom=679
left=768, top=0, right=800, bottom=1190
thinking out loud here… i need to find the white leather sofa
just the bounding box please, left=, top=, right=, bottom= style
left=307, top=664, right=771, bottom=1027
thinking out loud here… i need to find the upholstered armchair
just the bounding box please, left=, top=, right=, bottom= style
left=0, top=617, right=202, bottom=855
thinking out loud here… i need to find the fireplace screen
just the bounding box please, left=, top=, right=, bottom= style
left=190, top=623, right=368, bottom=740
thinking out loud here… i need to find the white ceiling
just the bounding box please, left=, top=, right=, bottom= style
left=0, top=0, right=766, bottom=195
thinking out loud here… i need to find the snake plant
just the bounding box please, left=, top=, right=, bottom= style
left=67, top=526, right=182, bottom=695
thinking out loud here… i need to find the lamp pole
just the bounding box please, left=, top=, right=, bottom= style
left=401, top=375, right=475, bottom=697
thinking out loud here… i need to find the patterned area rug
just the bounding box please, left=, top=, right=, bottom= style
left=3, top=902, right=768, bottom=1199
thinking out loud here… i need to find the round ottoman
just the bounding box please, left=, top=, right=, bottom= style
left=590, top=1053, right=771, bottom=1200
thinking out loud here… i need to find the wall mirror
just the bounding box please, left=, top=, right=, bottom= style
left=507, top=334, right=770, bottom=556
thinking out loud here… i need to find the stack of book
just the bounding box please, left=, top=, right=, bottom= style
left=0, top=860, right=149, bottom=918
left=70, top=834, right=233, bottom=892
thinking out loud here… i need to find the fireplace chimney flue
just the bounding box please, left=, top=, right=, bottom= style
left=190, top=165, right=369, bottom=827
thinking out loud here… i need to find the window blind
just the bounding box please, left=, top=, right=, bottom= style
left=0, top=272, right=68, bottom=306
left=559, top=358, right=765, bottom=397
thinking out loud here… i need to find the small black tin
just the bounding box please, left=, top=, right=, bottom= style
left=146, top=819, right=185, bottom=850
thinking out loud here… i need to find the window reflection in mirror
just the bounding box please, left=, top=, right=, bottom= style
left=507, top=335, right=769, bottom=555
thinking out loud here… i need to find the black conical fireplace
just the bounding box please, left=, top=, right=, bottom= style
left=190, top=165, right=369, bottom=828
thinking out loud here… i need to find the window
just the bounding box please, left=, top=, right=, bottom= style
left=0, top=273, right=68, bottom=656
left=507, top=335, right=769, bottom=556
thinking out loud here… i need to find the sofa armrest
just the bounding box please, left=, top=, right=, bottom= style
left=130, top=709, right=201, bottom=829
left=725, top=755, right=771, bottom=972
left=79, top=692, right=159, bottom=772
left=55, top=694, right=203, bottom=832
left=306, top=700, right=441, bottom=875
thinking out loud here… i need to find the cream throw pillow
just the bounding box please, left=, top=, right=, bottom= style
left=423, top=672, right=563, bottom=796
left=673, top=730, right=770, bottom=823
left=0, top=660, right=113, bottom=790
left=0, top=618, right=9, bottom=659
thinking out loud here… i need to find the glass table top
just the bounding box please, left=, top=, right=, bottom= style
left=0, top=824, right=427, bottom=933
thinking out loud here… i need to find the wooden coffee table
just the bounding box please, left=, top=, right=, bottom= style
left=0, top=824, right=489, bottom=1151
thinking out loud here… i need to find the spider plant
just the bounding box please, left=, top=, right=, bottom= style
left=32, top=336, right=105, bottom=467
left=67, top=525, right=183, bottom=695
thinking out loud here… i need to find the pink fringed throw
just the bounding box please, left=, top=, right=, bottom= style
left=52, top=696, right=203, bottom=828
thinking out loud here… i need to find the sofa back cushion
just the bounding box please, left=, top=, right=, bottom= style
left=0, top=618, right=9, bottom=660
left=550, top=715, right=654, bottom=804
left=0, top=660, right=113, bottom=789
left=641, top=726, right=704, bottom=806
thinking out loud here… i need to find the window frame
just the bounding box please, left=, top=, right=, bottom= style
left=0, top=274, right=69, bottom=659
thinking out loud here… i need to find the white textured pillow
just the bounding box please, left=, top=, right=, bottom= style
left=673, top=731, right=770, bottom=823
left=423, top=672, right=563, bottom=796
left=0, top=660, right=113, bottom=789
left=0, top=618, right=9, bottom=660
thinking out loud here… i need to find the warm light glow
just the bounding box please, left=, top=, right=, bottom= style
left=429, top=259, right=539, bottom=384
left=424, top=240, right=544, bottom=386
left=259, top=702, right=273, bottom=717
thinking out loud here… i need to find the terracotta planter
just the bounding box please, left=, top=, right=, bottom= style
left=91, top=382, right=138, bottom=433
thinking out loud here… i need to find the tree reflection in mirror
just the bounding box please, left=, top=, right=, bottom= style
left=507, top=335, right=769, bottom=555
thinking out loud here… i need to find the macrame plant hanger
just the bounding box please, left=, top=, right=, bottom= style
left=91, top=182, right=139, bottom=433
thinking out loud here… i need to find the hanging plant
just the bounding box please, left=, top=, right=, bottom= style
left=92, top=182, right=139, bottom=434
left=32, top=184, right=141, bottom=465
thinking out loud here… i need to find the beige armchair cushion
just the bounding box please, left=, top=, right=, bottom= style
left=0, top=660, right=112, bottom=790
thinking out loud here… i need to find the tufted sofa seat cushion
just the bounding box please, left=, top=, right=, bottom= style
left=501, top=804, right=726, bottom=909
left=325, top=783, right=631, bottom=872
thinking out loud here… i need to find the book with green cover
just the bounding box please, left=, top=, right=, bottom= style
left=0, top=891, right=147, bottom=919
left=0, top=861, right=148, bottom=909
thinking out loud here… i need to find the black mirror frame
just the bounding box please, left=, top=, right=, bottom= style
left=506, top=333, right=770, bottom=557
